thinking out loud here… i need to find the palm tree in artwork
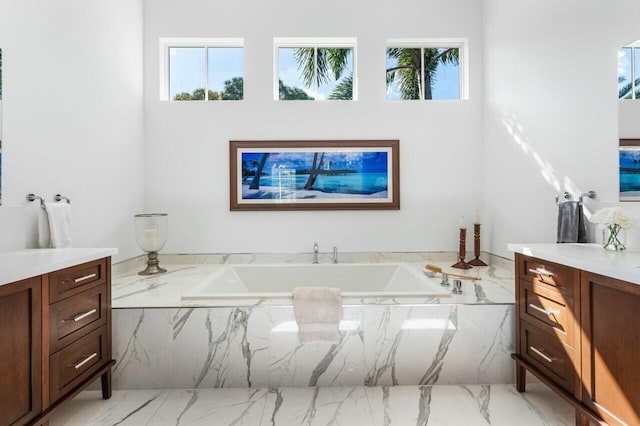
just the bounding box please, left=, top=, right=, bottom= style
left=249, top=153, right=269, bottom=190
left=304, top=152, right=325, bottom=190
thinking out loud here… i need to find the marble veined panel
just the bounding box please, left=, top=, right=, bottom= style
left=268, top=306, right=365, bottom=387
left=112, top=309, right=173, bottom=389
left=171, top=307, right=271, bottom=388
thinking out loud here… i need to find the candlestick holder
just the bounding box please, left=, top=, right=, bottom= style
left=452, top=227, right=472, bottom=269
left=134, top=213, right=168, bottom=275
left=468, top=223, right=488, bottom=266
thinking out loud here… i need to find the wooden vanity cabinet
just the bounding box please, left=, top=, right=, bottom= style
left=0, top=257, right=114, bottom=426
left=0, top=277, right=42, bottom=426
left=513, top=253, right=640, bottom=426
left=580, top=272, right=640, bottom=426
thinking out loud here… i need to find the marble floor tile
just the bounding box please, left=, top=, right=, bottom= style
left=50, top=390, right=169, bottom=426
left=51, top=384, right=574, bottom=426
left=262, top=386, right=374, bottom=425
left=147, top=388, right=270, bottom=425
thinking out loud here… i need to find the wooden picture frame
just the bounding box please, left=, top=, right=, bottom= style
left=230, top=140, right=400, bottom=211
left=620, top=139, right=640, bottom=202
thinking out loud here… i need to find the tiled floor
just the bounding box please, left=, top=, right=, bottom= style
left=51, top=384, right=574, bottom=425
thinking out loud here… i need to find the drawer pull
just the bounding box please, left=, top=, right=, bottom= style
left=528, top=268, right=554, bottom=277
left=528, top=303, right=559, bottom=317
left=69, top=309, right=97, bottom=322
left=529, top=346, right=553, bottom=363
left=73, top=273, right=97, bottom=283
left=70, top=352, right=98, bottom=370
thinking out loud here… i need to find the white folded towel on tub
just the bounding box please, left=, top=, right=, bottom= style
left=293, top=286, right=342, bottom=344
left=40, top=202, right=73, bottom=248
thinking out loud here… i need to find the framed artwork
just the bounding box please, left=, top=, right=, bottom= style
left=230, top=140, right=400, bottom=211
left=620, top=139, right=640, bottom=201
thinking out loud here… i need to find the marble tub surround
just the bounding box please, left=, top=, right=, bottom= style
left=111, top=251, right=514, bottom=308
left=110, top=303, right=514, bottom=389
left=109, top=252, right=516, bottom=389
left=51, top=384, right=574, bottom=425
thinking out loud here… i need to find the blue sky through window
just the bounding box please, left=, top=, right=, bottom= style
left=208, top=47, right=243, bottom=93
left=278, top=47, right=353, bottom=100
left=169, top=47, right=205, bottom=99
left=386, top=47, right=460, bottom=100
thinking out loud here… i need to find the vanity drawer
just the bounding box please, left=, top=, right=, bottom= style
left=518, top=255, right=578, bottom=297
left=520, top=321, right=576, bottom=394
left=519, top=280, right=576, bottom=346
left=50, top=258, right=107, bottom=303
left=49, top=283, right=107, bottom=353
left=50, top=326, right=108, bottom=403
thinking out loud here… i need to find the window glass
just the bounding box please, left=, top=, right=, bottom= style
left=387, top=47, right=460, bottom=100
left=386, top=48, right=421, bottom=100
left=278, top=47, right=314, bottom=100
left=207, top=47, right=243, bottom=101
left=169, top=47, right=206, bottom=101
left=430, top=48, right=460, bottom=100
left=318, top=48, right=353, bottom=100
left=619, top=47, right=633, bottom=99
left=634, top=47, right=640, bottom=99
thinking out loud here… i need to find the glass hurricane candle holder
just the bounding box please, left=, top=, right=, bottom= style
left=134, top=213, right=168, bottom=275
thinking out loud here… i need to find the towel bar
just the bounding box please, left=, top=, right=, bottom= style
left=555, top=192, right=571, bottom=205
left=580, top=191, right=596, bottom=201
left=54, top=194, right=71, bottom=204
left=26, top=193, right=46, bottom=209
left=555, top=190, right=596, bottom=205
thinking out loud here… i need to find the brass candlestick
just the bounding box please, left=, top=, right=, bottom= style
left=452, top=227, right=472, bottom=269
left=468, top=223, right=488, bottom=267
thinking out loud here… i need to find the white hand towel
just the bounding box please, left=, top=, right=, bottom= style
left=38, top=208, right=51, bottom=248
left=293, top=287, right=342, bottom=344
left=45, top=202, right=72, bottom=248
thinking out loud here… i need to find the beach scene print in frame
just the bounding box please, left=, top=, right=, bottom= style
left=230, top=140, right=400, bottom=210
left=620, top=139, right=640, bottom=202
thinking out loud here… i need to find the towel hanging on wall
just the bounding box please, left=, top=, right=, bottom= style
left=557, top=201, right=587, bottom=243
left=39, top=202, right=73, bottom=248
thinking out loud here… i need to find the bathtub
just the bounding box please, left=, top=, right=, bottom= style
left=181, top=263, right=451, bottom=301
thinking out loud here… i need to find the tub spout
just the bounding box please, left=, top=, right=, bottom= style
left=329, top=246, right=338, bottom=264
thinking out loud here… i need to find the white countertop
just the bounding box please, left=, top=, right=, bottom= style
left=0, top=248, right=118, bottom=287
left=507, top=243, right=640, bottom=285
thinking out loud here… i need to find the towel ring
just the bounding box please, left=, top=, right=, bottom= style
left=555, top=192, right=572, bottom=205
left=54, top=194, right=71, bottom=204
left=26, top=193, right=46, bottom=209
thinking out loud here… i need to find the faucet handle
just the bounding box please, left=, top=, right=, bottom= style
left=314, top=242, right=319, bottom=252
left=440, top=273, right=450, bottom=287
left=452, top=279, right=463, bottom=294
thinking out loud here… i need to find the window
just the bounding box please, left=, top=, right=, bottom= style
left=274, top=38, right=356, bottom=101
left=160, top=38, right=243, bottom=101
left=386, top=39, right=468, bottom=100
left=619, top=42, right=640, bottom=100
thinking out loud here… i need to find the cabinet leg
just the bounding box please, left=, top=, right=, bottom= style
left=575, top=409, right=590, bottom=426
left=516, top=364, right=526, bottom=392
left=101, top=369, right=112, bottom=400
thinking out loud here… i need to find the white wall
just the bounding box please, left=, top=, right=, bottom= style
left=0, top=0, right=145, bottom=261
left=483, top=0, right=640, bottom=258
left=619, top=101, right=640, bottom=138
left=144, top=0, right=485, bottom=254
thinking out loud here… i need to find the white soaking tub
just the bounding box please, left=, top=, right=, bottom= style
left=181, top=263, right=451, bottom=301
